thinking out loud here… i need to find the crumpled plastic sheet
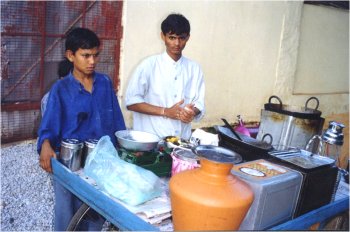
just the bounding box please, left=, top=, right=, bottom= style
left=84, top=135, right=163, bottom=206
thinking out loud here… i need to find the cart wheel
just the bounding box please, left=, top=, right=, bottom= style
left=66, top=203, right=90, bottom=231
left=66, top=203, right=119, bottom=231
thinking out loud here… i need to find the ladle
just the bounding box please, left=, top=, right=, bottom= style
left=221, top=118, right=243, bottom=141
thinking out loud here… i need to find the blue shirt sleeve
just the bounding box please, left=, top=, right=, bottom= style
left=37, top=82, right=63, bottom=153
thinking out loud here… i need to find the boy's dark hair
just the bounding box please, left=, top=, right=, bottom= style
left=161, top=13, right=190, bottom=35
left=65, top=27, right=100, bottom=53
left=58, top=27, right=100, bottom=77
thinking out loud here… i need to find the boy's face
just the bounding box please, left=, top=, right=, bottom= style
left=161, top=32, right=189, bottom=60
left=66, top=47, right=100, bottom=76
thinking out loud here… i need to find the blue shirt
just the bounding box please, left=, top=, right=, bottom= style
left=37, top=72, right=126, bottom=153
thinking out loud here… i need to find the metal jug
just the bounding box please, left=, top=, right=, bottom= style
left=306, top=121, right=345, bottom=167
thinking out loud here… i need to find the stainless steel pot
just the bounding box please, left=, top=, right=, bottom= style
left=115, top=130, right=160, bottom=151
left=257, top=96, right=324, bottom=152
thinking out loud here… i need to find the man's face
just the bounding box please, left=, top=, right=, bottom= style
left=161, top=32, right=189, bottom=60
left=66, top=47, right=100, bottom=76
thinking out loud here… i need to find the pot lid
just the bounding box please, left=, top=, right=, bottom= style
left=192, top=145, right=242, bottom=164
left=322, top=121, right=345, bottom=145
left=85, top=139, right=99, bottom=147
left=61, top=139, right=83, bottom=149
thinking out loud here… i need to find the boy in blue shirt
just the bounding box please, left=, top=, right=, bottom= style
left=37, top=27, right=126, bottom=230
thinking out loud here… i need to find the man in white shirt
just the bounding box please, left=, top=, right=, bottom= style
left=125, top=13, right=205, bottom=140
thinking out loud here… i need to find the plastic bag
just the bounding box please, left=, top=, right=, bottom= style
left=84, top=135, right=163, bottom=206
left=191, top=128, right=219, bottom=146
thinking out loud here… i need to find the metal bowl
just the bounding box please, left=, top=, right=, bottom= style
left=115, top=130, right=160, bottom=151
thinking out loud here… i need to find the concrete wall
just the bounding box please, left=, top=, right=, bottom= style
left=119, top=0, right=349, bottom=129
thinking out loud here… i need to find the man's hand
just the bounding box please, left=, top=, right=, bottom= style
left=39, top=139, right=57, bottom=173
left=179, top=103, right=196, bottom=123
left=164, top=99, right=185, bottom=120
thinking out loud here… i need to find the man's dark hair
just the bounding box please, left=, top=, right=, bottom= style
left=65, top=27, right=100, bottom=53
left=161, top=13, right=190, bottom=35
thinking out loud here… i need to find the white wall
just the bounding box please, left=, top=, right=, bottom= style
left=295, top=4, right=349, bottom=94
left=119, top=0, right=349, bottom=129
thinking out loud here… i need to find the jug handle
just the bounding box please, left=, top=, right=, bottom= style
left=262, top=133, right=273, bottom=145
left=268, top=95, right=282, bottom=110
left=305, top=97, right=319, bottom=110
left=305, top=135, right=322, bottom=154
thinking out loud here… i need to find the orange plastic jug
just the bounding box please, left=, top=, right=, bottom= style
left=169, top=145, right=254, bottom=230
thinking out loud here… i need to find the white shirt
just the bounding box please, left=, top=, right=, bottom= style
left=125, top=52, right=205, bottom=139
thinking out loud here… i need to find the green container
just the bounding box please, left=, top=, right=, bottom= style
left=118, top=148, right=172, bottom=177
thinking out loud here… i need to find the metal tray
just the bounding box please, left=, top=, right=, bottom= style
left=269, top=149, right=335, bottom=170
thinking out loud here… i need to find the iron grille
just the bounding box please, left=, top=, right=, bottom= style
left=1, top=1, right=123, bottom=143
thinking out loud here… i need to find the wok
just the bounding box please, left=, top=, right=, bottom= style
left=115, top=130, right=160, bottom=151
left=215, top=125, right=274, bottom=161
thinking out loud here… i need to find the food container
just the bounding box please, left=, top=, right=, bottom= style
left=170, top=148, right=200, bottom=176
left=82, top=139, right=99, bottom=167
left=165, top=136, right=195, bottom=151
left=59, top=139, right=84, bottom=171
left=231, top=159, right=302, bottom=230
left=269, top=149, right=338, bottom=217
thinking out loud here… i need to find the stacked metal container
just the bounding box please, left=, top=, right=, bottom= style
left=231, top=159, right=302, bottom=230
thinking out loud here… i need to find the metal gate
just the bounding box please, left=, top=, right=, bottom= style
left=1, top=1, right=123, bottom=143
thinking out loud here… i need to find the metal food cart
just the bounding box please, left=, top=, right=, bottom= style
left=52, top=158, right=349, bottom=231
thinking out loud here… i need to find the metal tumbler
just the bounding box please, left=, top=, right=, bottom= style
left=82, top=139, right=99, bottom=167
left=59, top=139, right=84, bottom=171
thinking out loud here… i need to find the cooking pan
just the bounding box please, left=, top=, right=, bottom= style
left=115, top=130, right=160, bottom=151
left=264, top=96, right=322, bottom=119
left=215, top=125, right=274, bottom=161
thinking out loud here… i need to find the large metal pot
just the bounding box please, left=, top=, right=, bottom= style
left=115, top=130, right=160, bottom=151
left=257, top=96, right=324, bottom=152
